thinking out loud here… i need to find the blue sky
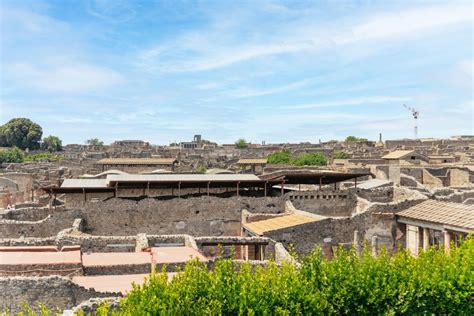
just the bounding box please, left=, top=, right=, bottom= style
left=0, top=0, right=472, bottom=145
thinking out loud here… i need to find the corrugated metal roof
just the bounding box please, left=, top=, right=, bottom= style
left=80, top=170, right=128, bottom=178
left=382, top=150, right=414, bottom=159
left=397, top=200, right=474, bottom=230
left=61, top=179, right=108, bottom=188
left=237, top=158, right=268, bottom=164
left=106, top=174, right=261, bottom=184
left=97, top=158, right=177, bottom=165
left=243, top=214, right=323, bottom=235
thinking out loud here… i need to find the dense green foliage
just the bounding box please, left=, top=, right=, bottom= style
left=267, top=151, right=327, bottom=166
left=9, top=240, right=474, bottom=315
left=293, top=153, right=327, bottom=166
left=332, top=151, right=352, bottom=159
left=23, top=152, right=63, bottom=162
left=115, top=239, right=473, bottom=315
left=0, top=118, right=43, bottom=149
left=41, top=135, right=62, bottom=152
left=0, top=147, right=24, bottom=163
left=346, top=136, right=368, bottom=142
left=85, top=138, right=104, bottom=147
left=234, top=138, right=249, bottom=149
left=267, top=150, right=291, bottom=164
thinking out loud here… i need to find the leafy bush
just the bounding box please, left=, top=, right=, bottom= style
left=23, top=152, right=63, bottom=162
left=346, top=136, right=368, bottom=142
left=234, top=138, right=249, bottom=149
left=333, top=151, right=351, bottom=159
left=267, top=150, right=291, bottom=164
left=293, top=153, right=327, bottom=166
left=0, top=147, right=24, bottom=163
left=196, top=165, right=207, bottom=174
left=85, top=138, right=104, bottom=147
left=10, top=240, right=473, bottom=315
left=42, top=135, right=62, bottom=152
left=113, top=239, right=472, bottom=315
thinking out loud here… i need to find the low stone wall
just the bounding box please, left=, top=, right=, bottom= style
left=84, top=264, right=151, bottom=276
left=0, top=263, right=83, bottom=277
left=0, top=206, right=53, bottom=221
left=0, top=214, right=76, bottom=238
left=0, top=276, right=120, bottom=314
left=289, top=190, right=357, bottom=217
left=355, top=186, right=394, bottom=203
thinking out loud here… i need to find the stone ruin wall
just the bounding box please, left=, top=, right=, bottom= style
left=0, top=276, right=118, bottom=314
left=0, top=196, right=285, bottom=239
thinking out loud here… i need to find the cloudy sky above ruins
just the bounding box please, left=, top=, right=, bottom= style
left=0, top=0, right=472, bottom=144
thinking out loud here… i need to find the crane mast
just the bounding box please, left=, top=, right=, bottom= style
left=403, top=104, right=419, bottom=139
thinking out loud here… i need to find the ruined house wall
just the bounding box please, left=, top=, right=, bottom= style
left=288, top=191, right=357, bottom=217
left=0, top=214, right=77, bottom=238
left=1, top=197, right=284, bottom=238
left=448, top=169, right=471, bottom=187
left=0, top=173, right=34, bottom=201
left=264, top=198, right=425, bottom=255
left=355, top=187, right=394, bottom=203
left=0, top=207, right=53, bottom=221
left=0, top=276, right=118, bottom=314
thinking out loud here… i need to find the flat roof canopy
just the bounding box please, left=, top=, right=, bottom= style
left=97, top=158, right=177, bottom=165
left=53, top=170, right=371, bottom=193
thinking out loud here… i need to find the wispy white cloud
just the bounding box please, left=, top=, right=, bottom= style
left=135, top=2, right=473, bottom=73
left=224, top=78, right=315, bottom=98
left=284, top=96, right=411, bottom=109
left=5, top=62, right=125, bottom=93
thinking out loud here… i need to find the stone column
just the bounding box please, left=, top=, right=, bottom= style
left=371, top=236, right=378, bottom=256
left=422, top=228, right=430, bottom=250
left=322, top=238, right=333, bottom=259
left=353, top=230, right=360, bottom=254
left=444, top=231, right=451, bottom=253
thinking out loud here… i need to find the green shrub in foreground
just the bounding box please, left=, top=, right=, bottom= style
left=116, top=239, right=473, bottom=315
left=12, top=239, right=474, bottom=315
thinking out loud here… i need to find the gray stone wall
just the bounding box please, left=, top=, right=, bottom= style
left=289, top=190, right=357, bottom=217
left=0, top=276, right=119, bottom=314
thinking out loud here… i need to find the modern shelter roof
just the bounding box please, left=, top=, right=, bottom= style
left=243, top=214, right=324, bottom=236
left=61, top=179, right=108, bottom=189
left=237, top=158, right=268, bottom=164
left=97, top=158, right=177, bottom=165
left=397, top=200, right=474, bottom=231
left=382, top=150, right=414, bottom=159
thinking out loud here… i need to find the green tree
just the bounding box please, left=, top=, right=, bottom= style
left=0, top=147, right=24, bottom=163
left=333, top=151, right=352, bottom=159
left=85, top=138, right=104, bottom=147
left=346, top=136, right=368, bottom=142
left=234, top=138, right=249, bottom=149
left=0, top=118, right=43, bottom=149
left=293, top=153, right=327, bottom=166
left=267, top=150, right=291, bottom=164
left=42, top=135, right=62, bottom=152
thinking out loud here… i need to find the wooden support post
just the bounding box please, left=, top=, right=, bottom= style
left=334, top=182, right=337, bottom=191
left=82, top=188, right=86, bottom=204
left=146, top=181, right=150, bottom=197
left=236, top=182, right=240, bottom=197
left=354, top=177, right=357, bottom=188
left=207, top=182, right=210, bottom=196
left=178, top=182, right=181, bottom=198
left=264, top=182, right=267, bottom=197
left=280, top=181, right=284, bottom=196
left=423, top=228, right=430, bottom=250
left=319, top=177, right=322, bottom=190
left=115, top=182, right=118, bottom=198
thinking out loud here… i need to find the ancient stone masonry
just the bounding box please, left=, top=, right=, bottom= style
left=0, top=276, right=119, bottom=314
